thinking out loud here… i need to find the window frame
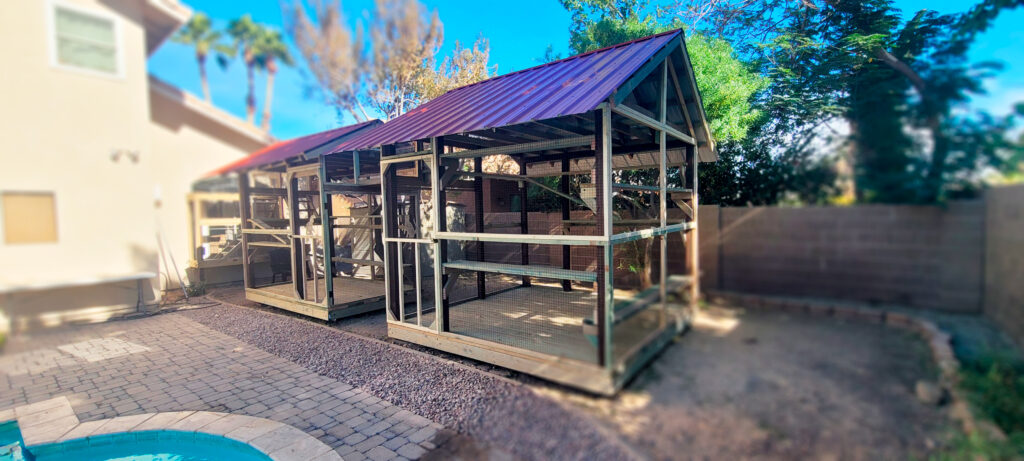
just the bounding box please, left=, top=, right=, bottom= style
left=1, top=191, right=59, bottom=245
left=47, top=0, right=125, bottom=79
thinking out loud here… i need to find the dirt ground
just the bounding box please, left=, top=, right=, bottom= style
left=540, top=305, right=949, bottom=461
left=206, top=285, right=952, bottom=460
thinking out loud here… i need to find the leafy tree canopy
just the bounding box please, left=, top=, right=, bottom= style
left=671, top=0, right=1024, bottom=203
left=560, top=0, right=827, bottom=206
left=561, top=0, right=766, bottom=143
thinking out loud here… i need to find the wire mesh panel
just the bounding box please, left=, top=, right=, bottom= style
left=443, top=251, right=601, bottom=364
left=382, top=154, right=439, bottom=327
left=239, top=169, right=329, bottom=304
left=243, top=171, right=293, bottom=289
left=609, top=235, right=669, bottom=362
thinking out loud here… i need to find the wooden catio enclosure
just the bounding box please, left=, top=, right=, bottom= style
left=325, top=29, right=716, bottom=395
left=216, top=120, right=402, bottom=320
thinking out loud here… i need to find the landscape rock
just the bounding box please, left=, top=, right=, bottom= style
left=915, top=380, right=946, bottom=406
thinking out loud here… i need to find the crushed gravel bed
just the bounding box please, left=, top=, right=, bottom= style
left=178, top=301, right=636, bottom=461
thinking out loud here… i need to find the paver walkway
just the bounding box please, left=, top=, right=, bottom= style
left=0, top=312, right=442, bottom=461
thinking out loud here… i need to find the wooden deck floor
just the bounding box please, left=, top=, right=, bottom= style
left=446, top=285, right=665, bottom=364
left=254, top=276, right=385, bottom=306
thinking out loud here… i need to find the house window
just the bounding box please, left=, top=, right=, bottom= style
left=52, top=4, right=119, bottom=75
left=2, top=192, right=58, bottom=244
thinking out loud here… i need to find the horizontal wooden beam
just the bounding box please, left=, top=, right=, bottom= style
left=248, top=241, right=290, bottom=248
left=332, top=223, right=382, bottom=230
left=444, top=259, right=596, bottom=283
left=441, top=136, right=592, bottom=159
left=242, top=228, right=290, bottom=235
left=614, top=183, right=693, bottom=193
left=437, top=231, right=607, bottom=246
left=609, top=221, right=695, bottom=245
left=249, top=187, right=319, bottom=198
left=379, top=148, right=433, bottom=164
left=612, top=104, right=696, bottom=146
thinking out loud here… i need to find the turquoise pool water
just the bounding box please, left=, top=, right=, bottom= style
left=0, top=421, right=27, bottom=461
left=0, top=421, right=271, bottom=461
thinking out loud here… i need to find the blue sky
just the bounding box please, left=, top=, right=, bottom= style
left=148, top=0, right=1024, bottom=140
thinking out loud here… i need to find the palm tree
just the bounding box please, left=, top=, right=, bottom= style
left=225, top=15, right=263, bottom=124
left=254, top=29, right=293, bottom=131
left=172, top=12, right=229, bottom=103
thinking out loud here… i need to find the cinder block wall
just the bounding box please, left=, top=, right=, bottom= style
left=984, top=185, right=1024, bottom=343
left=467, top=197, right=1024, bottom=322
left=713, top=202, right=985, bottom=313
left=698, top=205, right=720, bottom=291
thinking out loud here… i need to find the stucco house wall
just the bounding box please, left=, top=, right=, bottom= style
left=0, top=0, right=270, bottom=328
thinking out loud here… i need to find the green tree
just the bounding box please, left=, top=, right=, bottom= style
left=254, top=29, right=294, bottom=131
left=225, top=15, right=264, bottom=124
left=172, top=12, right=230, bottom=103
left=284, top=0, right=492, bottom=122
left=674, top=0, right=1024, bottom=202
left=560, top=0, right=824, bottom=207
left=416, top=36, right=495, bottom=101
left=561, top=0, right=766, bottom=143
left=366, top=0, right=443, bottom=120
left=562, top=0, right=661, bottom=55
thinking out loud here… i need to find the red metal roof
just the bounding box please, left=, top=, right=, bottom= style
left=330, top=29, right=682, bottom=153
left=209, top=120, right=381, bottom=176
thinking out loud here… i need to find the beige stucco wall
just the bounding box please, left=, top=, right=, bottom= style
left=0, top=0, right=267, bottom=325
left=0, top=0, right=156, bottom=288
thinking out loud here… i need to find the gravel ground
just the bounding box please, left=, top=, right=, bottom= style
left=180, top=297, right=637, bottom=461
left=208, top=286, right=535, bottom=380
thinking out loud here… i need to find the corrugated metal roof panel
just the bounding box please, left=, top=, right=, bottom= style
left=209, top=120, right=381, bottom=176
left=330, top=30, right=682, bottom=153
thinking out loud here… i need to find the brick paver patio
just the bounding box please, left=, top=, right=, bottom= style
left=0, top=311, right=443, bottom=460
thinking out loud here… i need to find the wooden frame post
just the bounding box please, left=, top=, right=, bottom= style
left=237, top=172, right=254, bottom=289
left=595, top=107, right=613, bottom=368
left=474, top=156, right=486, bottom=299
left=518, top=156, right=531, bottom=287
left=381, top=145, right=399, bottom=321
left=353, top=151, right=361, bottom=184
left=286, top=172, right=305, bottom=300
left=319, top=155, right=335, bottom=307
left=560, top=154, right=572, bottom=291
left=659, top=62, right=669, bottom=314
left=689, top=145, right=700, bottom=309
left=431, top=137, right=449, bottom=332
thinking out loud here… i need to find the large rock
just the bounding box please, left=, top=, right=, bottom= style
left=915, top=380, right=946, bottom=406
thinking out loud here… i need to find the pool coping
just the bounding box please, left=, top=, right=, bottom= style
left=2, top=397, right=342, bottom=461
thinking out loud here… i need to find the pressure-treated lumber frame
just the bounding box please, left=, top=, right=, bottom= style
left=379, top=43, right=704, bottom=396
left=237, top=150, right=391, bottom=321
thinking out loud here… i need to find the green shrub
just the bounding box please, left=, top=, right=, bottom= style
left=960, top=355, right=1024, bottom=435
left=932, top=432, right=1021, bottom=461
left=184, top=283, right=206, bottom=297
left=948, top=355, right=1024, bottom=459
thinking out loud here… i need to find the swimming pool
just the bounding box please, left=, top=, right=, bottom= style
left=1, top=422, right=271, bottom=461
